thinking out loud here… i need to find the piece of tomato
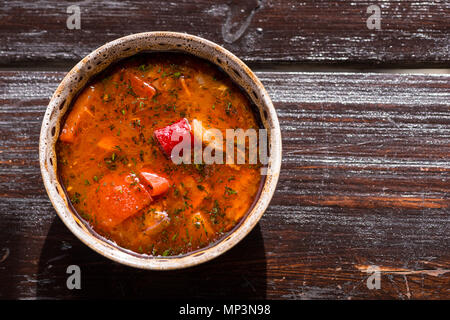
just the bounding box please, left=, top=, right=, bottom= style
left=86, top=172, right=152, bottom=230
left=138, top=169, right=170, bottom=197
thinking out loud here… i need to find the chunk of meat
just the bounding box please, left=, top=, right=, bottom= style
left=191, top=119, right=223, bottom=151
left=59, top=87, right=96, bottom=143
left=86, top=172, right=152, bottom=230
left=191, top=119, right=242, bottom=169
left=142, top=210, right=170, bottom=236
left=138, top=169, right=170, bottom=197
left=153, top=118, right=192, bottom=158
left=187, top=212, right=215, bottom=243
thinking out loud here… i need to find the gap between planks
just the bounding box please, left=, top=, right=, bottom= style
left=0, top=63, right=449, bottom=75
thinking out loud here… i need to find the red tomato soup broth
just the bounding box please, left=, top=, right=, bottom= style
left=56, top=53, right=263, bottom=256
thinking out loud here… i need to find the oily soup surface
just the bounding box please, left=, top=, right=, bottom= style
left=57, top=53, right=262, bottom=256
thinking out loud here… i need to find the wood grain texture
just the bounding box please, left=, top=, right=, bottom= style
left=0, top=71, right=448, bottom=299
left=0, top=0, right=449, bottom=67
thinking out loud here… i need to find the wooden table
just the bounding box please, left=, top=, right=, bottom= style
left=0, top=1, right=448, bottom=300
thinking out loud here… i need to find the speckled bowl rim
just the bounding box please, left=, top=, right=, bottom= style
left=39, top=32, right=282, bottom=270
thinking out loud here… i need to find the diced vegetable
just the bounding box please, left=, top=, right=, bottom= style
left=87, top=172, right=152, bottom=230
left=217, top=84, right=228, bottom=96
left=59, top=88, right=95, bottom=143
left=127, top=73, right=156, bottom=99
left=97, top=136, right=119, bottom=151
left=180, top=77, right=191, bottom=97
left=153, top=118, right=192, bottom=158
left=151, top=78, right=163, bottom=91
left=138, top=169, right=170, bottom=196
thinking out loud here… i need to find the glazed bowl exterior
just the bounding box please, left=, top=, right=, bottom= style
left=40, top=32, right=282, bottom=270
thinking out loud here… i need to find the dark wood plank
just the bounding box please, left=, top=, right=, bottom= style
left=1, top=1, right=449, bottom=67
left=0, top=71, right=449, bottom=299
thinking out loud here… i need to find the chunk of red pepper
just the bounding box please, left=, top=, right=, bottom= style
left=153, top=118, right=192, bottom=158
left=138, top=169, right=170, bottom=197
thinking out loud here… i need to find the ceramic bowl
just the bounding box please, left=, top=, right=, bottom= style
left=39, top=32, right=282, bottom=270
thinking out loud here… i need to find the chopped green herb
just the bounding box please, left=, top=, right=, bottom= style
left=225, top=186, right=237, bottom=195
left=71, top=192, right=81, bottom=204
left=226, top=102, right=232, bottom=115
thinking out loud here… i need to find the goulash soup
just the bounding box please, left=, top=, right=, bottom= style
left=57, top=53, right=263, bottom=256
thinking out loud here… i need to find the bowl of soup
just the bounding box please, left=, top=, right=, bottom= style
left=40, top=32, right=281, bottom=269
